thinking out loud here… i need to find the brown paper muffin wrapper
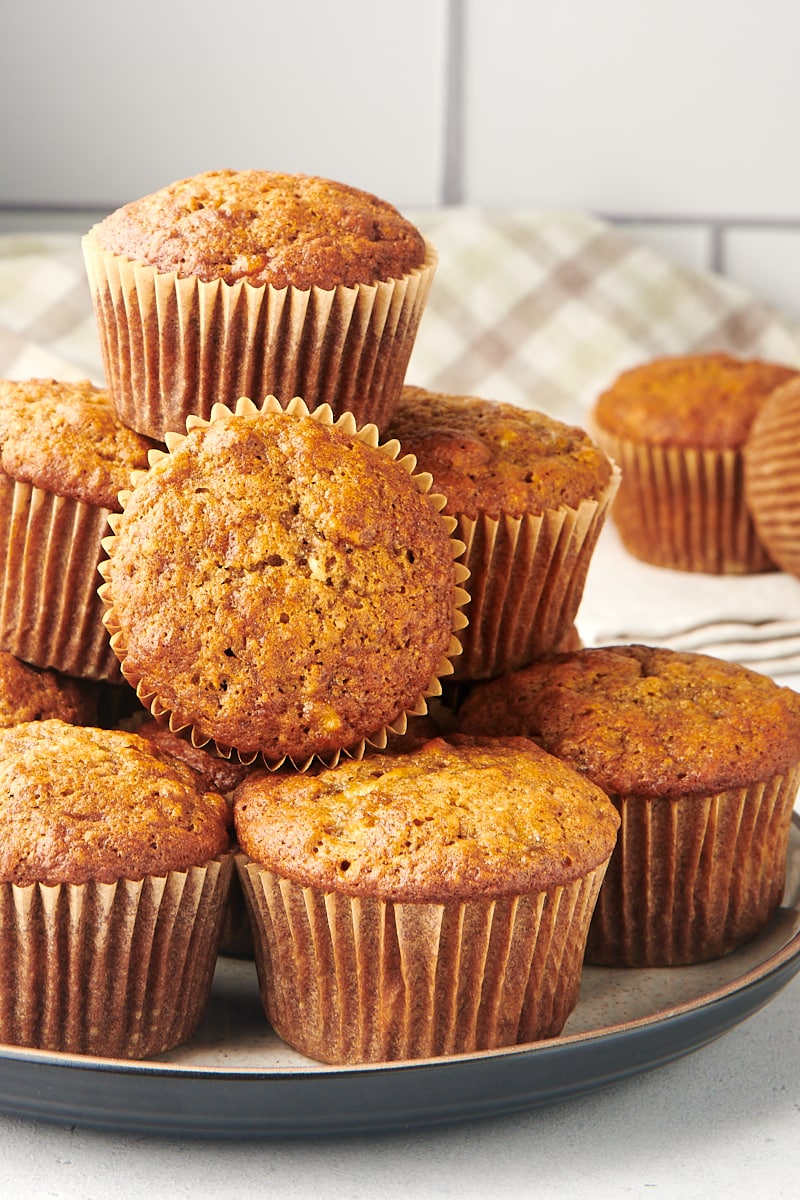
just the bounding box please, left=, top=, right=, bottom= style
left=586, top=766, right=800, bottom=966
left=744, top=378, right=800, bottom=579
left=451, top=462, right=620, bottom=681
left=0, top=473, right=122, bottom=682
left=98, top=395, right=470, bottom=772
left=595, top=430, right=773, bottom=574
left=236, top=853, right=609, bottom=1064
left=0, top=853, right=234, bottom=1059
left=82, top=232, right=438, bottom=442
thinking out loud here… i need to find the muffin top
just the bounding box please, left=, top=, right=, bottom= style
left=387, top=387, right=613, bottom=519
left=0, top=651, right=96, bottom=727
left=592, top=353, right=798, bottom=450
left=135, top=718, right=251, bottom=796
left=0, top=720, right=231, bottom=886
left=744, top=376, right=800, bottom=578
left=89, top=169, right=428, bottom=290
left=233, top=734, right=619, bottom=902
left=0, top=378, right=157, bottom=509
left=101, top=404, right=460, bottom=762
left=456, top=644, right=800, bottom=798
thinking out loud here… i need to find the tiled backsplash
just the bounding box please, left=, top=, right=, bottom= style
left=3, top=0, right=800, bottom=321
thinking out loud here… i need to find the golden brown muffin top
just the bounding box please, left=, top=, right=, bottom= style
left=90, top=169, right=428, bottom=290
left=0, top=378, right=157, bottom=509
left=0, top=651, right=97, bottom=727
left=387, top=387, right=613, bottom=519
left=0, top=720, right=231, bottom=886
left=456, top=644, right=800, bottom=799
left=234, top=734, right=619, bottom=901
left=102, top=407, right=459, bottom=762
left=135, top=718, right=250, bottom=796
left=593, top=353, right=798, bottom=450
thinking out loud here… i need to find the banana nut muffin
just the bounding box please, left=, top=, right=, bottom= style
left=592, top=352, right=798, bottom=573
left=744, top=375, right=800, bottom=579
left=0, top=378, right=156, bottom=681
left=457, top=644, right=800, bottom=964
left=99, top=398, right=465, bottom=767
left=385, top=387, right=618, bottom=679
left=0, top=649, right=97, bottom=727
left=0, top=719, right=233, bottom=1057
left=83, top=169, right=437, bottom=437
left=234, top=733, right=619, bottom=1063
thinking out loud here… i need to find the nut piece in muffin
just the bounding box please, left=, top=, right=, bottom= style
left=457, top=644, right=800, bottom=964
left=0, top=649, right=97, bottom=726
left=591, top=352, right=798, bottom=573
left=99, top=396, right=467, bottom=767
left=386, top=386, right=618, bottom=679
left=234, top=733, right=619, bottom=1063
left=744, top=375, right=800, bottom=579
left=0, top=719, right=233, bottom=1058
left=0, top=378, right=157, bottom=681
left=83, top=169, right=437, bottom=438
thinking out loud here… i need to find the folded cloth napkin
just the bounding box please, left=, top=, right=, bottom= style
left=1, top=213, right=799, bottom=692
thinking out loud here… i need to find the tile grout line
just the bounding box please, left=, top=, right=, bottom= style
left=441, top=0, right=465, bottom=206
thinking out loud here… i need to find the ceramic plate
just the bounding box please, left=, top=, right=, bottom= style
left=1, top=814, right=800, bottom=1138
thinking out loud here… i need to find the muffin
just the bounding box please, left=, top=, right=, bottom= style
left=82, top=169, right=437, bottom=440
left=744, top=375, right=800, bottom=579
left=0, top=719, right=233, bottom=1058
left=0, top=649, right=97, bottom=726
left=386, top=387, right=619, bottom=680
left=0, top=378, right=157, bottom=681
left=98, top=395, right=469, bottom=768
left=233, top=734, right=619, bottom=1064
left=592, top=352, right=798, bottom=573
left=456, top=644, right=800, bottom=965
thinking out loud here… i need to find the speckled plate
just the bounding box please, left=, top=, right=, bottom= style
left=1, top=813, right=800, bottom=1139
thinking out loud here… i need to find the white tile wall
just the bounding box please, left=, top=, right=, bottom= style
left=2, top=0, right=800, bottom=322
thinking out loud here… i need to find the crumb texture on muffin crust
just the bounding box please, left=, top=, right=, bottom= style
left=90, top=169, right=427, bottom=290
left=234, top=734, right=619, bottom=901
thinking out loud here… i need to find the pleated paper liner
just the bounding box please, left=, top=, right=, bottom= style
left=82, top=232, right=438, bottom=441
left=450, top=462, right=621, bottom=681
left=98, top=395, right=470, bottom=772
left=595, top=431, right=773, bottom=574
left=235, top=853, right=610, bottom=1065
left=0, top=853, right=234, bottom=1059
left=586, top=765, right=800, bottom=967
left=0, top=473, right=123, bottom=682
left=744, top=376, right=800, bottom=579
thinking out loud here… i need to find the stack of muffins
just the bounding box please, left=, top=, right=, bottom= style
left=0, top=167, right=798, bottom=1067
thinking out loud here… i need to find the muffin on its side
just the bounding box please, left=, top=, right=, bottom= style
left=457, top=644, right=800, bottom=965
left=234, top=734, right=619, bottom=1064
left=0, top=720, right=233, bottom=1058
left=99, top=396, right=468, bottom=768
left=744, top=375, right=800, bottom=579
left=386, top=387, right=618, bottom=680
left=83, top=169, right=437, bottom=439
left=0, top=378, right=157, bottom=681
left=0, top=649, right=97, bottom=726
left=592, top=352, right=798, bottom=573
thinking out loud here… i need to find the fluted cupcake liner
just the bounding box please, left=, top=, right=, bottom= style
left=0, top=473, right=122, bottom=682
left=450, top=463, right=620, bottom=681
left=82, top=232, right=438, bottom=441
left=98, top=395, right=470, bottom=772
left=744, top=377, right=800, bottom=578
left=236, top=852, right=609, bottom=1064
left=596, top=432, right=773, bottom=574
left=0, top=853, right=234, bottom=1058
left=586, top=766, right=800, bottom=966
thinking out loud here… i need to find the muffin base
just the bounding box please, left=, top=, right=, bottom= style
left=0, top=854, right=234, bottom=1058
left=236, top=854, right=609, bottom=1064
left=0, top=473, right=122, bottom=682
left=596, top=432, right=773, bottom=574
left=586, top=767, right=800, bottom=966
left=452, top=464, right=619, bottom=681
left=83, top=233, right=438, bottom=441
